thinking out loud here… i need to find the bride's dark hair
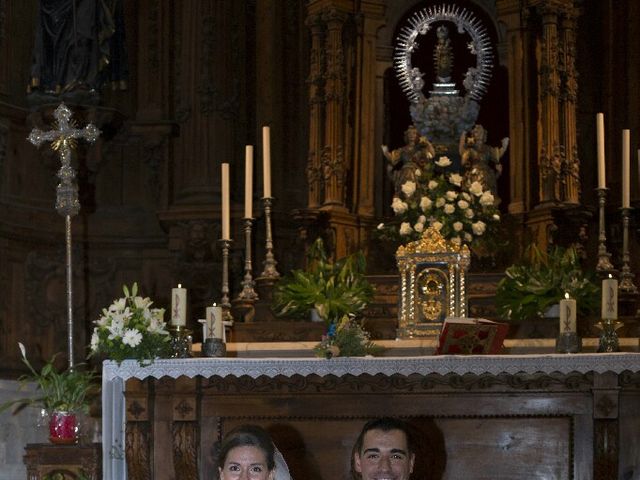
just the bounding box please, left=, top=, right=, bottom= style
left=217, top=424, right=276, bottom=473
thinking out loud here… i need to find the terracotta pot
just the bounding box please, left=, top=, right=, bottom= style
left=49, top=411, right=78, bottom=444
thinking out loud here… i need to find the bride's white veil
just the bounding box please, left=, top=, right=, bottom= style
left=273, top=445, right=293, bottom=480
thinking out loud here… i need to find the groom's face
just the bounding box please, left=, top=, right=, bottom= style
left=354, top=428, right=415, bottom=480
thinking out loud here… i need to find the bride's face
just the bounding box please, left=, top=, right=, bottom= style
left=219, top=445, right=274, bottom=480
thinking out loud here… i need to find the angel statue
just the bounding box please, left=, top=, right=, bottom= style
left=382, top=125, right=436, bottom=196
left=459, top=124, right=509, bottom=202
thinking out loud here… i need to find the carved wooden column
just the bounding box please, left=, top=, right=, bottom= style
left=558, top=9, right=580, bottom=204
left=306, top=13, right=325, bottom=209
left=321, top=8, right=348, bottom=209
left=537, top=4, right=562, bottom=205
left=496, top=0, right=534, bottom=216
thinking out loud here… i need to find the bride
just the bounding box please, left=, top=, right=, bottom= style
left=217, top=424, right=293, bottom=480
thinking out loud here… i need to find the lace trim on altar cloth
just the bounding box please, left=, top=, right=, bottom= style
left=103, top=353, right=640, bottom=382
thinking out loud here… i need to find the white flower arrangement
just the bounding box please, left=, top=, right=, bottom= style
left=89, top=283, right=170, bottom=364
left=378, top=155, right=501, bottom=247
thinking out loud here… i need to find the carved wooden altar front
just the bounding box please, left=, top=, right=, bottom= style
left=103, top=354, right=640, bottom=480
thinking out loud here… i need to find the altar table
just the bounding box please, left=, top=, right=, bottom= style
left=102, top=353, right=640, bottom=480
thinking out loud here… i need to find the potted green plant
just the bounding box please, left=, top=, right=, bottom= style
left=272, top=238, right=374, bottom=324
left=0, top=343, right=99, bottom=444
left=495, top=244, right=599, bottom=324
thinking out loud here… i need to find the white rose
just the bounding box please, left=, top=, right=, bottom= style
left=399, top=222, right=413, bottom=236
left=462, top=192, right=471, bottom=201
left=401, top=181, right=417, bottom=197
left=444, top=204, right=455, bottom=214
left=464, top=232, right=473, bottom=242
left=449, top=173, right=463, bottom=186
left=436, top=156, right=452, bottom=167
left=420, top=197, right=432, bottom=211
left=453, top=221, right=464, bottom=232
left=445, top=190, right=457, bottom=201
left=469, top=181, right=484, bottom=196
left=418, top=215, right=427, bottom=223
left=436, top=197, right=446, bottom=208
left=465, top=208, right=475, bottom=219
left=415, top=168, right=422, bottom=177
left=391, top=197, right=408, bottom=214
left=472, top=221, right=487, bottom=235
left=451, top=236, right=462, bottom=246
left=432, top=221, right=443, bottom=231
left=479, top=191, right=495, bottom=206
left=428, top=180, right=439, bottom=190
left=377, top=222, right=385, bottom=230
left=414, top=222, right=424, bottom=233
left=493, top=214, right=501, bottom=221
left=457, top=199, right=469, bottom=210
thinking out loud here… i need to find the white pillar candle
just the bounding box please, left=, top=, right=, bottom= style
left=559, top=293, right=577, bottom=333
left=262, top=126, right=272, bottom=198
left=245, top=145, right=254, bottom=218
left=601, top=275, right=618, bottom=320
left=206, top=305, right=223, bottom=339
left=221, top=163, right=230, bottom=240
left=596, top=113, right=606, bottom=188
left=171, top=284, right=187, bottom=326
left=622, top=129, right=630, bottom=208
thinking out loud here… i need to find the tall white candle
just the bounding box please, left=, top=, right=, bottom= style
left=206, top=305, right=223, bottom=339
left=171, top=284, right=187, bottom=326
left=597, top=113, right=606, bottom=188
left=245, top=145, right=254, bottom=218
left=559, top=293, right=577, bottom=333
left=262, top=126, right=272, bottom=197
left=601, top=275, right=618, bottom=320
left=221, top=163, right=230, bottom=240
left=622, top=130, right=630, bottom=208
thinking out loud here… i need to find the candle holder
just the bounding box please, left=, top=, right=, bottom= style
left=236, top=218, right=259, bottom=302
left=202, top=337, right=226, bottom=357
left=260, top=197, right=281, bottom=280
left=596, top=318, right=623, bottom=353
left=555, top=332, right=581, bottom=354
left=169, top=326, right=192, bottom=358
left=219, top=239, right=234, bottom=322
left=595, top=188, right=615, bottom=272
left=619, top=207, right=638, bottom=293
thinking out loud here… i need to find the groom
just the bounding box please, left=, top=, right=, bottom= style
left=351, top=417, right=416, bottom=480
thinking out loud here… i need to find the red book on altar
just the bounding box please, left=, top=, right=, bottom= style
left=436, top=317, right=509, bottom=355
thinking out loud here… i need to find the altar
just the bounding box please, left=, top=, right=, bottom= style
left=102, top=347, right=640, bottom=480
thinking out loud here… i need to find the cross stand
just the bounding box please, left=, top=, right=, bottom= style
left=28, top=104, right=100, bottom=370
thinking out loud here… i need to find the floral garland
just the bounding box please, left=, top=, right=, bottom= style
left=90, top=283, right=170, bottom=365
left=313, top=315, right=384, bottom=358
left=377, top=155, right=500, bottom=247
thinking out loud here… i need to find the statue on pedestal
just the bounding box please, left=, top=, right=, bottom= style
left=382, top=125, right=435, bottom=196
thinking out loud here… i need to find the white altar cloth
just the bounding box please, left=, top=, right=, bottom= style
left=102, top=353, right=640, bottom=479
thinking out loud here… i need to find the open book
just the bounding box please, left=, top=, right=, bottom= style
left=436, top=317, right=509, bottom=355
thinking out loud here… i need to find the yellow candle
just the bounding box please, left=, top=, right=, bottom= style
left=171, top=284, right=187, bottom=326
left=601, top=275, right=618, bottom=320
left=221, top=163, right=230, bottom=240
left=622, top=130, right=630, bottom=208
left=559, top=293, right=576, bottom=333
left=245, top=145, right=254, bottom=218
left=262, top=126, right=272, bottom=197
left=597, top=113, right=606, bottom=188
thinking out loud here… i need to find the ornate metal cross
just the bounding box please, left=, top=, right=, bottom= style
left=28, top=103, right=101, bottom=369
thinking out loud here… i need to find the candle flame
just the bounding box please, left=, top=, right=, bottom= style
left=564, top=292, right=570, bottom=299
left=178, top=283, right=182, bottom=288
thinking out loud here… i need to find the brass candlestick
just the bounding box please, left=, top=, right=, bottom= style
left=596, top=188, right=615, bottom=272
left=169, top=325, right=192, bottom=358
left=596, top=318, right=622, bottom=353
left=260, top=197, right=281, bottom=279
left=219, top=239, right=234, bottom=322
left=619, top=207, right=638, bottom=292
left=236, top=218, right=259, bottom=302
